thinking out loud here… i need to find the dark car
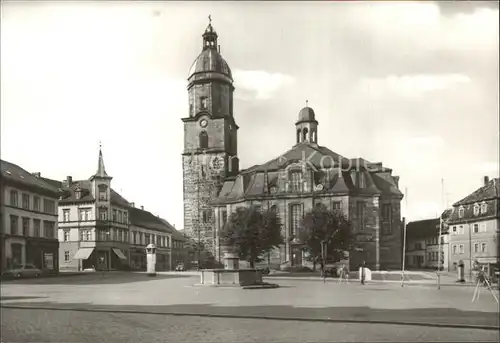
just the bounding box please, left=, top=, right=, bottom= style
left=2, top=264, right=43, bottom=278
left=175, top=263, right=186, bottom=271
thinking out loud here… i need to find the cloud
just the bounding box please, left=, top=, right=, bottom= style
left=408, top=201, right=441, bottom=221
left=360, top=74, right=471, bottom=98
left=232, top=69, right=295, bottom=100
left=408, top=136, right=446, bottom=148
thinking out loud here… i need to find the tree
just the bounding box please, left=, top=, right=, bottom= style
left=220, top=206, right=284, bottom=268
left=297, top=206, right=353, bottom=268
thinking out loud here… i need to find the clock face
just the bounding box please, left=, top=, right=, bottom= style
left=200, top=119, right=208, bottom=128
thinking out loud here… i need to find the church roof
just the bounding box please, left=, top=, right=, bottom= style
left=297, top=106, right=317, bottom=124
left=188, top=48, right=232, bottom=80
left=187, top=20, right=232, bottom=81
left=214, top=142, right=402, bottom=204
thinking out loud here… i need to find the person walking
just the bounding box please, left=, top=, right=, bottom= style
left=339, top=264, right=349, bottom=284
left=360, top=260, right=366, bottom=285
left=320, top=257, right=325, bottom=281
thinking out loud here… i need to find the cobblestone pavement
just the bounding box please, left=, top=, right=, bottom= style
left=1, top=272, right=499, bottom=331
left=2, top=307, right=499, bottom=343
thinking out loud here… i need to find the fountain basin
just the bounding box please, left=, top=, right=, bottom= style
left=197, top=268, right=279, bottom=289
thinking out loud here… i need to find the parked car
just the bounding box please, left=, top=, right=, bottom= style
left=2, top=264, right=43, bottom=278
left=175, top=263, right=186, bottom=271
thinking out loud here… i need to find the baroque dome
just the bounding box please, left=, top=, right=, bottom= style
left=188, top=49, right=232, bottom=80
left=297, top=106, right=316, bottom=123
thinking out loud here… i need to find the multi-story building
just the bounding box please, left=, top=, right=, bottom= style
left=129, top=205, right=174, bottom=271
left=181, top=20, right=404, bottom=271
left=447, top=176, right=499, bottom=279
left=1, top=160, right=60, bottom=273
left=43, top=148, right=187, bottom=272
left=405, top=209, right=452, bottom=271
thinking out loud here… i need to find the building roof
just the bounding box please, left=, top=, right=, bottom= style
left=89, top=147, right=111, bottom=180
left=129, top=207, right=174, bottom=234
left=297, top=106, right=317, bottom=124
left=214, top=142, right=402, bottom=204
left=156, top=217, right=187, bottom=241
left=188, top=48, right=232, bottom=80
left=187, top=22, right=232, bottom=81
left=0, top=159, right=60, bottom=196
left=406, top=218, right=441, bottom=238
left=453, top=178, right=500, bottom=206
left=441, top=208, right=453, bottom=221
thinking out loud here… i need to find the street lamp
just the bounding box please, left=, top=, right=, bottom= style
left=437, top=215, right=443, bottom=289
left=320, top=239, right=327, bottom=282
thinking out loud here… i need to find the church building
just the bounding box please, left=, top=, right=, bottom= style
left=181, top=19, right=404, bottom=270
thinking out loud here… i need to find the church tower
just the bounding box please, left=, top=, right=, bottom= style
left=181, top=17, right=239, bottom=260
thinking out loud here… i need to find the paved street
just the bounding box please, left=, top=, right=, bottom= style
left=1, top=272, right=499, bottom=342
left=3, top=307, right=499, bottom=343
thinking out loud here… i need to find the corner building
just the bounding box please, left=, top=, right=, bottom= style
left=182, top=21, right=404, bottom=270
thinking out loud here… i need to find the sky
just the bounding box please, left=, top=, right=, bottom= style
left=1, top=1, right=498, bottom=229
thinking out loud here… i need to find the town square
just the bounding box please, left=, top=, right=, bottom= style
left=2, top=271, right=499, bottom=342
left=1, top=1, right=499, bottom=342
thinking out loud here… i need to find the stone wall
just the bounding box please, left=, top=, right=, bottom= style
left=182, top=152, right=227, bottom=257
left=348, top=195, right=379, bottom=270
left=379, top=197, right=403, bottom=270
left=184, top=117, right=227, bottom=151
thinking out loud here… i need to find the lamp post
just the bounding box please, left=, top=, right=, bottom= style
left=437, top=178, right=444, bottom=290
left=469, top=222, right=472, bottom=282
left=321, top=239, right=327, bottom=282
left=437, top=216, right=442, bottom=289
left=401, top=188, right=409, bottom=287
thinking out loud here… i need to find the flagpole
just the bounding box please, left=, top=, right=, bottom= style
left=401, top=187, right=408, bottom=287
left=437, top=178, right=444, bottom=290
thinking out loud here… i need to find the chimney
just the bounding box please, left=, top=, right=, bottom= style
left=484, top=176, right=489, bottom=186
left=141, top=206, right=144, bottom=210
left=32, top=172, right=41, bottom=177
left=67, top=176, right=72, bottom=186
left=130, top=202, right=135, bottom=208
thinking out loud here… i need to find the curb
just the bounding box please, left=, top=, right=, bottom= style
left=1, top=304, right=498, bottom=331
left=0, top=271, right=128, bottom=282
left=191, top=283, right=280, bottom=289
left=264, top=276, right=488, bottom=288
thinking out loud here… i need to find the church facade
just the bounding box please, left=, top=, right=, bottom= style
left=181, top=20, right=404, bottom=270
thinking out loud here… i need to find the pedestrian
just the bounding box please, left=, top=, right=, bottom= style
left=320, top=257, right=325, bottom=278
left=339, top=264, right=349, bottom=284
left=360, top=260, right=366, bottom=285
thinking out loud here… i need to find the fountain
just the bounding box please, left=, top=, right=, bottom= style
left=197, top=248, right=279, bottom=289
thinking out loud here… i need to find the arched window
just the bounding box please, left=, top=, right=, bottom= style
left=270, top=205, right=277, bottom=212
left=302, top=128, right=308, bottom=142
left=199, top=131, right=208, bottom=149
left=311, top=130, right=317, bottom=143
left=296, top=129, right=301, bottom=143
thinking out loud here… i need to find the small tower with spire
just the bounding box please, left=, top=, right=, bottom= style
left=90, top=143, right=112, bottom=220
left=296, top=101, right=319, bottom=144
